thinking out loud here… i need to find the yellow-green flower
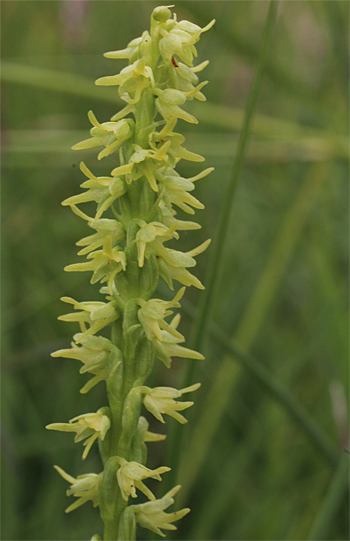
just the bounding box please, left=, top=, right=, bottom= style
left=158, top=18, right=215, bottom=65
left=155, top=239, right=211, bottom=278
left=138, top=288, right=185, bottom=341
left=136, top=220, right=177, bottom=267
left=157, top=258, right=203, bottom=290
left=168, top=59, right=209, bottom=94
left=72, top=111, right=133, bottom=160
left=155, top=164, right=214, bottom=214
left=51, top=333, right=117, bottom=393
left=65, top=236, right=126, bottom=295
left=117, top=458, right=170, bottom=501
left=50, top=5, right=214, bottom=538
left=129, top=485, right=190, bottom=537
left=103, top=32, right=149, bottom=61
left=54, top=466, right=100, bottom=513
left=58, top=296, right=119, bottom=342
left=141, top=383, right=201, bottom=424
left=62, top=162, right=131, bottom=220
left=154, top=88, right=198, bottom=124
left=127, top=142, right=171, bottom=192
left=152, top=314, right=204, bottom=367
left=46, top=408, right=110, bottom=459
left=96, top=58, right=155, bottom=104
left=158, top=201, right=201, bottom=232
left=76, top=218, right=125, bottom=257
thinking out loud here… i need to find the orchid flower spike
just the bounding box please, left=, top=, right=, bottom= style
left=48, top=5, right=214, bottom=538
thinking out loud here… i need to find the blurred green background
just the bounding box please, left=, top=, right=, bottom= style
left=1, top=1, right=349, bottom=540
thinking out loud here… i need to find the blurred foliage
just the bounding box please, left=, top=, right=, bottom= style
left=1, top=1, right=349, bottom=540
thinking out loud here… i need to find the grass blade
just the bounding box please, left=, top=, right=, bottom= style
left=1, top=61, right=117, bottom=103
left=308, top=454, right=349, bottom=540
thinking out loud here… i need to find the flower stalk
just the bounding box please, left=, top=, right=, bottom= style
left=47, top=5, right=214, bottom=540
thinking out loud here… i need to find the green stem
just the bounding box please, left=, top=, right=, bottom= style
left=101, top=80, right=158, bottom=540
left=308, top=454, right=349, bottom=540
left=166, top=0, right=278, bottom=491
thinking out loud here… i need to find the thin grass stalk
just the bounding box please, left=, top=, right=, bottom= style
left=166, top=0, right=278, bottom=490
left=308, top=454, right=349, bottom=540
left=211, top=326, right=339, bottom=465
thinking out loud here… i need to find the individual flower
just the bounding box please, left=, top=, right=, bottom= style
left=46, top=408, right=110, bottom=459
left=150, top=118, right=206, bottom=167
left=96, top=58, right=155, bottom=104
left=136, top=220, right=177, bottom=267
left=58, top=296, right=120, bottom=342
left=154, top=88, right=198, bottom=124
left=117, top=458, right=170, bottom=501
left=103, top=31, right=149, bottom=61
left=152, top=314, right=204, bottom=367
left=54, top=465, right=100, bottom=513
left=129, top=485, right=190, bottom=537
left=167, top=59, right=210, bottom=94
left=153, top=237, right=211, bottom=279
left=155, top=164, right=214, bottom=214
left=51, top=334, right=118, bottom=393
left=62, top=162, right=131, bottom=220
left=72, top=111, right=133, bottom=159
left=158, top=18, right=215, bottom=66
left=141, top=383, right=201, bottom=423
left=76, top=218, right=125, bottom=257
left=138, top=416, right=166, bottom=442
left=158, top=201, right=202, bottom=232
left=65, top=235, right=126, bottom=295
left=138, top=288, right=185, bottom=341
left=126, top=142, right=171, bottom=192
left=157, top=258, right=204, bottom=290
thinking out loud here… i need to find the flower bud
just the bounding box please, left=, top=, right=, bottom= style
left=152, top=5, right=173, bottom=23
